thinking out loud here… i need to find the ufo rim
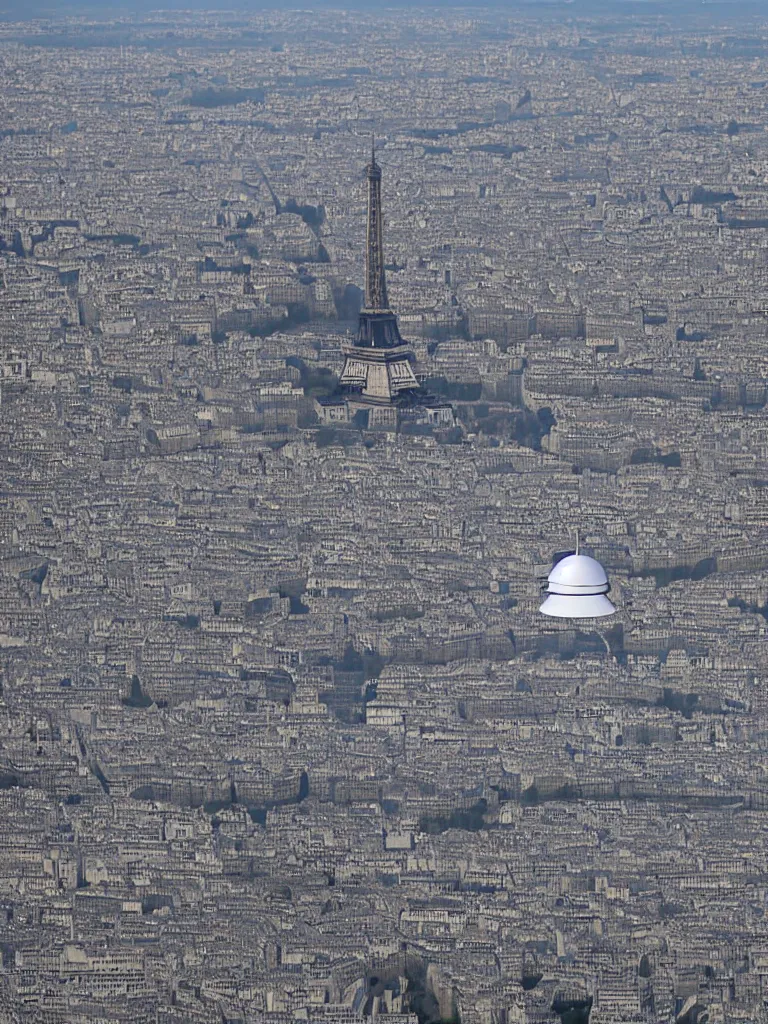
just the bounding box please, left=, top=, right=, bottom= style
left=539, top=593, right=617, bottom=618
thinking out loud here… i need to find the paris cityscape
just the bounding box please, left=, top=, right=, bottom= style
left=3, top=2, right=768, bottom=1022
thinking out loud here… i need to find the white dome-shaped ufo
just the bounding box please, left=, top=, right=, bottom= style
left=539, top=553, right=616, bottom=619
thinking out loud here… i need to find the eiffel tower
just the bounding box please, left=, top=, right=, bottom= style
left=339, top=142, right=421, bottom=405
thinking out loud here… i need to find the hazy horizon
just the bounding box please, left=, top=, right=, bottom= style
left=1, top=0, right=766, bottom=19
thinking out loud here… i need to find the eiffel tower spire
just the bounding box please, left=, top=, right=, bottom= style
left=364, top=137, right=389, bottom=312
left=355, top=141, right=403, bottom=349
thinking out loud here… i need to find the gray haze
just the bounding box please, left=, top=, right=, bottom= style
left=2, top=4, right=768, bottom=1024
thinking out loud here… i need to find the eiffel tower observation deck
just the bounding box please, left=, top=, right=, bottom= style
left=339, top=143, right=422, bottom=405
